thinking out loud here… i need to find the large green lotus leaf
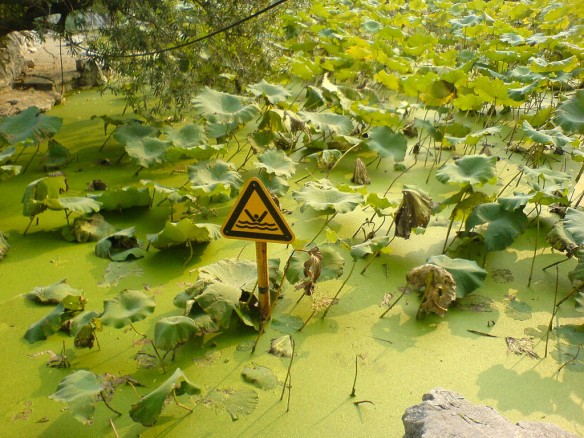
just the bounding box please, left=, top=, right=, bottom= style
left=188, top=160, right=242, bottom=197
left=466, top=202, right=528, bottom=251
left=46, top=196, right=101, bottom=215
left=365, top=193, right=397, bottom=216
left=292, top=180, right=363, bottom=214
left=299, top=111, right=353, bottom=135
left=255, top=149, right=297, bottom=178
left=521, top=121, right=575, bottom=147
left=562, top=208, right=584, bottom=246
left=24, top=295, right=85, bottom=343
left=43, top=139, right=71, bottom=169
left=529, top=56, right=579, bottom=73
left=203, top=387, right=258, bottom=421
left=497, top=194, right=532, bottom=212
left=257, top=172, right=289, bottom=197
left=193, top=87, right=259, bottom=124
left=169, top=141, right=226, bottom=161
left=286, top=244, right=345, bottom=284
left=365, top=125, right=407, bottom=161
left=154, top=316, right=199, bottom=351
left=206, top=119, right=239, bottom=140
left=126, top=137, right=171, bottom=168
left=100, top=289, right=155, bottom=329
left=520, top=165, right=570, bottom=185
left=49, top=370, right=104, bottom=425
left=163, top=124, right=206, bottom=149
left=427, top=254, right=487, bottom=298
left=0, top=231, right=8, bottom=260
left=568, top=259, right=584, bottom=283
left=436, top=155, right=497, bottom=187
left=241, top=365, right=279, bottom=391
left=130, top=368, right=201, bottom=427
left=0, top=164, right=21, bottom=181
left=554, top=90, right=584, bottom=133
left=113, top=122, right=159, bottom=146
left=22, top=175, right=68, bottom=217
left=63, top=214, right=117, bottom=243
left=194, top=282, right=242, bottom=329
left=0, top=106, right=62, bottom=146
left=69, top=310, right=100, bottom=338
left=88, top=186, right=151, bottom=210
left=350, top=236, right=391, bottom=259
left=395, top=187, right=433, bottom=239
left=248, top=80, right=292, bottom=105
left=24, top=279, right=82, bottom=304
left=197, top=259, right=258, bottom=292
left=147, top=220, right=220, bottom=249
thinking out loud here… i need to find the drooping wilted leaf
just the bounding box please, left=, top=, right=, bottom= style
left=95, top=227, right=145, bottom=261
left=466, top=202, right=528, bottom=251
left=286, top=245, right=344, bottom=284
left=154, top=316, right=199, bottom=351
left=0, top=106, right=62, bottom=146
left=24, top=295, right=86, bottom=343
left=241, top=365, right=279, bottom=391
left=405, top=264, right=457, bottom=317
left=130, top=368, right=201, bottom=427
left=436, top=155, right=497, bottom=187
left=63, top=214, right=117, bottom=243
left=248, top=80, right=292, bottom=105
left=427, top=255, right=487, bottom=298
left=24, top=279, right=82, bottom=304
left=255, top=149, right=297, bottom=178
left=88, top=186, right=151, bottom=211
left=21, top=175, right=68, bottom=217
left=292, top=180, right=363, bottom=214
left=269, top=335, right=294, bottom=358
left=194, top=283, right=242, bottom=329
left=351, top=157, right=370, bottom=185
left=49, top=370, right=104, bottom=425
left=69, top=310, right=100, bottom=349
left=395, top=187, right=433, bottom=239
left=350, top=236, right=391, bottom=259
left=43, top=139, right=71, bottom=170
left=366, top=125, right=408, bottom=162
left=100, top=289, right=155, bottom=329
left=193, top=87, right=259, bottom=124
left=147, top=220, right=220, bottom=249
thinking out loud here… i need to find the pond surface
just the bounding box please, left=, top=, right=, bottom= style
left=0, top=90, right=582, bottom=437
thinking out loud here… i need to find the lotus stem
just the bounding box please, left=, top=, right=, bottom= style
left=380, top=289, right=406, bottom=318
left=110, top=418, right=120, bottom=438
left=308, top=212, right=337, bottom=246
left=280, top=336, right=295, bottom=413
left=100, top=391, right=122, bottom=416
left=173, top=389, right=193, bottom=413
left=322, top=260, right=356, bottom=319
left=298, top=310, right=316, bottom=332
left=326, top=142, right=361, bottom=179
left=350, top=355, right=358, bottom=397
left=527, top=205, right=541, bottom=287
left=545, top=266, right=560, bottom=358
left=22, top=144, right=40, bottom=173
left=98, top=129, right=116, bottom=152
left=542, top=257, right=570, bottom=271
left=23, top=216, right=35, bottom=235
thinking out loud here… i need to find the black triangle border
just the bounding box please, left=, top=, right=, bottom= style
left=222, top=179, right=294, bottom=243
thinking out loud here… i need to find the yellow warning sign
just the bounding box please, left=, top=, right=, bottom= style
left=221, top=178, right=295, bottom=243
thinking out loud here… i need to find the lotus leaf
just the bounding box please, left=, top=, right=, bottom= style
left=69, top=310, right=100, bottom=349
left=350, top=236, right=391, bottom=259
left=365, top=125, right=407, bottom=162
left=130, top=368, right=201, bottom=427
left=24, top=279, right=82, bottom=304
left=125, top=137, right=171, bottom=168
left=306, top=149, right=343, bottom=170
left=196, top=259, right=258, bottom=293
left=113, top=122, right=159, bottom=147
left=554, top=90, right=584, bottom=133
left=292, top=180, right=363, bottom=214
left=194, top=283, right=243, bottom=329
left=154, top=316, right=199, bottom=351
left=466, top=202, right=528, bottom=251
left=257, top=173, right=290, bottom=197
left=241, top=365, right=279, bottom=390
left=521, top=121, right=575, bottom=148
left=95, top=227, right=145, bottom=261
left=427, top=255, right=487, bottom=298
left=255, top=149, right=297, bottom=178
left=88, top=186, right=151, bottom=210
left=49, top=370, right=105, bottom=425
left=562, top=208, right=584, bottom=247
left=147, top=220, right=220, bottom=249
left=24, top=295, right=86, bottom=343
left=395, top=187, right=433, bottom=239
left=100, top=289, right=155, bottom=329
left=193, top=87, right=259, bottom=124
left=248, top=80, right=292, bottom=105
left=163, top=124, right=206, bottom=150
left=63, top=214, right=117, bottom=243
left=0, top=145, right=15, bottom=163
left=21, top=175, right=68, bottom=217
left=43, top=139, right=71, bottom=169
left=0, top=164, right=21, bottom=180
left=188, top=159, right=242, bottom=198
left=269, top=335, right=294, bottom=358
left=0, top=106, right=62, bottom=146
left=436, top=155, right=497, bottom=187
left=203, top=387, right=258, bottom=421
left=46, top=196, right=101, bottom=215
left=299, top=111, right=353, bottom=135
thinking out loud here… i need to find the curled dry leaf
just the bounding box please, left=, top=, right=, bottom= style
left=395, top=188, right=433, bottom=239
left=294, top=247, right=323, bottom=296
left=406, top=264, right=456, bottom=317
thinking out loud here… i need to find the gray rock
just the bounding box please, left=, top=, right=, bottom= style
left=402, top=388, right=579, bottom=438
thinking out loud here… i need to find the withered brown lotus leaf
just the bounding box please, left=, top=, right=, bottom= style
left=406, top=264, right=456, bottom=317
left=395, top=188, right=433, bottom=239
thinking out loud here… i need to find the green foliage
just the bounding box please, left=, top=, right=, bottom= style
left=89, top=186, right=152, bottom=210
left=24, top=279, right=82, bottom=304
left=436, top=155, right=498, bottom=187
left=49, top=370, right=105, bottom=425
left=147, top=220, right=221, bottom=249
left=24, top=295, right=86, bottom=343
left=293, top=180, right=363, bottom=214
left=0, top=106, right=62, bottom=146
left=366, top=126, right=408, bottom=162
left=427, top=255, right=487, bottom=298
left=466, top=203, right=528, bottom=251
left=555, top=91, right=584, bottom=133
left=100, top=289, right=156, bottom=329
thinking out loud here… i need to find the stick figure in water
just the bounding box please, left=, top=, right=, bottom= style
left=245, top=209, right=268, bottom=223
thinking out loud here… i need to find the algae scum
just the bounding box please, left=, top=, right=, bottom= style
left=1, top=0, right=584, bottom=435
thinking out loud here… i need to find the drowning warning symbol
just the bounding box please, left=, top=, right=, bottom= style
left=221, top=178, right=295, bottom=243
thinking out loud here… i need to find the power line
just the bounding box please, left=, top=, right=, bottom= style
left=99, top=0, right=290, bottom=58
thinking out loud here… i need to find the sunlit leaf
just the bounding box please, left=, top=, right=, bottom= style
left=147, top=220, right=221, bottom=249
left=0, top=106, right=62, bottom=146
left=436, top=155, right=497, bottom=187
left=125, top=137, right=171, bottom=168
left=466, top=203, right=528, bottom=251
left=0, top=164, right=21, bottom=181
left=188, top=159, right=242, bottom=198
left=49, top=370, right=104, bottom=425
left=292, top=180, right=363, bottom=214
left=47, top=196, right=101, bottom=215
left=193, top=87, right=259, bottom=124
left=427, top=255, right=487, bottom=298
left=350, top=236, right=390, bottom=259
left=554, top=90, right=584, bottom=133
left=24, top=279, right=82, bottom=304
left=88, top=186, right=151, bottom=211
left=248, top=80, right=292, bottom=105
left=255, top=149, right=297, bottom=178
left=130, top=368, right=201, bottom=427
left=269, top=335, right=294, bottom=358
left=194, top=283, right=242, bottom=329
left=100, top=289, right=156, bottom=329
left=154, top=316, right=199, bottom=351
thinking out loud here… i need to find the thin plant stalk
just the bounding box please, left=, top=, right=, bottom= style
left=173, top=389, right=193, bottom=412
left=100, top=391, right=122, bottom=416
left=544, top=266, right=560, bottom=358
left=380, top=289, right=406, bottom=318
left=280, top=336, right=295, bottom=413
left=321, top=260, right=356, bottom=319
left=110, top=418, right=120, bottom=438
left=350, top=355, right=358, bottom=397
left=442, top=191, right=468, bottom=254
left=308, top=212, right=337, bottom=246
left=527, top=205, right=541, bottom=287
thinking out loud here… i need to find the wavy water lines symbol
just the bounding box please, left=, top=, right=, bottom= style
left=235, top=209, right=278, bottom=231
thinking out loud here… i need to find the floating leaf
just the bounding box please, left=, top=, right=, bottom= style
left=98, top=262, right=143, bottom=288
left=366, top=126, right=408, bottom=162
left=202, top=387, right=258, bottom=421
left=292, top=180, right=363, bottom=214
left=100, top=289, right=155, bottom=329
left=130, top=368, right=201, bottom=427
left=427, top=255, right=487, bottom=298
left=269, top=335, right=294, bottom=358
left=24, top=279, right=82, bottom=304
left=395, top=187, right=433, bottom=239
left=49, top=370, right=104, bottom=425
left=241, top=365, right=279, bottom=391
left=147, top=220, right=220, bottom=249
left=95, top=227, right=145, bottom=261
left=24, top=295, right=86, bottom=343
left=436, top=155, right=497, bottom=187
left=194, top=283, right=242, bottom=329
left=193, top=87, right=259, bottom=124
left=0, top=106, right=62, bottom=146
left=255, top=149, right=297, bottom=178
left=154, top=316, right=199, bottom=351
left=88, top=186, right=151, bottom=211
left=63, top=214, right=116, bottom=243
left=466, top=203, right=528, bottom=251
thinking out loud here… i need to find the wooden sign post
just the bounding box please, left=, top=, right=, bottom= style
left=221, top=178, right=295, bottom=320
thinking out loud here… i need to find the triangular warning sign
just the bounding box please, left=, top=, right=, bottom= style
left=221, top=178, right=295, bottom=243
